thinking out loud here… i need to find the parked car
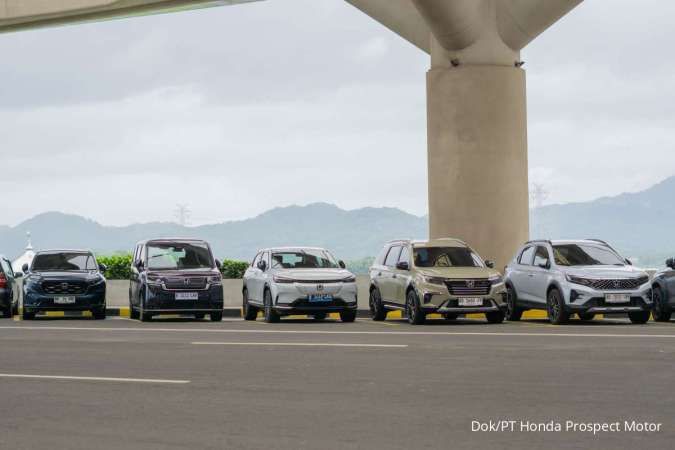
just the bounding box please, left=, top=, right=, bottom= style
left=368, top=239, right=507, bottom=325
left=650, top=258, right=675, bottom=322
left=129, top=239, right=224, bottom=322
left=0, top=255, right=22, bottom=318
left=242, top=247, right=358, bottom=323
left=504, top=239, right=652, bottom=324
left=21, top=249, right=107, bottom=320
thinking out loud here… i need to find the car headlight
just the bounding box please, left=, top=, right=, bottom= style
left=146, top=277, right=163, bottom=287
left=273, top=275, right=295, bottom=284
left=488, top=275, right=504, bottom=285
left=209, top=275, right=223, bottom=285
left=423, top=276, right=446, bottom=285
left=88, top=276, right=105, bottom=286
left=566, top=274, right=592, bottom=286
left=341, top=275, right=356, bottom=283
left=26, top=276, right=43, bottom=288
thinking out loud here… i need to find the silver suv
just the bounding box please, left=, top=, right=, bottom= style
left=242, top=247, right=358, bottom=323
left=504, top=239, right=652, bottom=324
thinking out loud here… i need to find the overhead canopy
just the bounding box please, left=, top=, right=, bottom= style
left=0, top=0, right=260, bottom=33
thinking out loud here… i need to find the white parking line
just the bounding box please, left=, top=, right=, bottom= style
left=1, top=325, right=674, bottom=338
left=0, top=373, right=190, bottom=384
left=192, top=342, right=408, bottom=348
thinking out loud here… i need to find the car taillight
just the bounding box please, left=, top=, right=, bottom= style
left=0, top=273, right=6, bottom=288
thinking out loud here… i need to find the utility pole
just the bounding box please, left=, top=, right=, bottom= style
left=174, top=204, right=191, bottom=227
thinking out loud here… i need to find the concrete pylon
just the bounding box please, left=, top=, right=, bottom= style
left=352, top=0, right=582, bottom=269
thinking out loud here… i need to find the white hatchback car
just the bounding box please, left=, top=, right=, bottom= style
left=242, top=247, right=358, bottom=323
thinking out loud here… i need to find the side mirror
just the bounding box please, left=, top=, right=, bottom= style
left=22, top=263, right=29, bottom=273
left=257, top=260, right=267, bottom=271
left=15, top=272, right=23, bottom=278
left=338, top=260, right=346, bottom=269
left=215, top=259, right=222, bottom=270
left=135, top=260, right=144, bottom=270
left=98, top=263, right=108, bottom=273
left=667, top=258, right=674, bottom=269
left=396, top=261, right=410, bottom=271
left=485, top=260, right=495, bottom=269
left=538, top=261, right=551, bottom=270
left=625, top=259, right=633, bottom=266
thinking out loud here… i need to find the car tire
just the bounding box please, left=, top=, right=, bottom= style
left=2, top=306, right=11, bottom=318
left=369, top=288, right=387, bottom=321
left=652, top=287, right=672, bottom=322
left=242, top=288, right=258, bottom=321
left=577, top=312, right=595, bottom=321
left=263, top=289, right=280, bottom=323
left=406, top=289, right=426, bottom=325
left=443, top=313, right=458, bottom=321
left=547, top=288, right=570, bottom=325
left=129, top=305, right=139, bottom=320
left=485, top=311, right=505, bottom=324
left=195, top=313, right=205, bottom=320
left=628, top=310, right=651, bottom=324
left=210, top=311, right=223, bottom=322
left=92, top=308, right=106, bottom=320
left=505, top=285, right=523, bottom=321
left=22, top=310, right=35, bottom=320
left=12, top=302, right=18, bottom=316
left=313, top=312, right=327, bottom=321
left=340, top=310, right=357, bottom=323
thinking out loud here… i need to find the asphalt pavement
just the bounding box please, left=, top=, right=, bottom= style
left=0, top=316, right=673, bottom=450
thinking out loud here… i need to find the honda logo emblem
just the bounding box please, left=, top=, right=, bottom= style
left=613, top=280, right=621, bottom=288
left=317, top=284, right=324, bottom=292
left=184, top=278, right=190, bottom=286
left=466, top=280, right=475, bottom=288
left=61, top=282, right=68, bottom=290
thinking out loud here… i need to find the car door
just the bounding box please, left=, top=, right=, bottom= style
left=370, top=245, right=390, bottom=299
left=246, top=252, right=263, bottom=303
left=391, top=245, right=412, bottom=304
left=530, top=246, right=552, bottom=305
left=381, top=245, right=402, bottom=305
left=129, top=244, right=143, bottom=307
left=663, top=260, right=675, bottom=301
left=1, top=258, right=17, bottom=306
left=514, top=246, right=536, bottom=303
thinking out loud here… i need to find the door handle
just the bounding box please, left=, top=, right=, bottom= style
left=392, top=274, right=397, bottom=279
left=377, top=272, right=382, bottom=276
left=528, top=274, right=534, bottom=277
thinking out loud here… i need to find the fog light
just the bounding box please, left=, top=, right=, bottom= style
left=423, top=293, right=433, bottom=304
left=570, top=290, right=580, bottom=302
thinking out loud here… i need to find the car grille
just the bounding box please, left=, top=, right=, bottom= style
left=445, top=279, right=491, bottom=296
left=585, top=277, right=648, bottom=290
left=163, top=277, right=208, bottom=290
left=42, top=281, right=86, bottom=295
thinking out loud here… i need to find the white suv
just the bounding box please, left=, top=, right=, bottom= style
left=504, top=239, right=652, bottom=324
left=242, top=247, right=358, bottom=323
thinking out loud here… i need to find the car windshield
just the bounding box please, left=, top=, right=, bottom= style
left=553, top=244, right=625, bottom=266
left=413, top=247, right=484, bottom=268
left=32, top=252, right=98, bottom=272
left=271, top=250, right=339, bottom=269
left=147, top=242, right=214, bottom=270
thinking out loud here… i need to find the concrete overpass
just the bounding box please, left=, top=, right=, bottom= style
left=0, top=0, right=584, bottom=268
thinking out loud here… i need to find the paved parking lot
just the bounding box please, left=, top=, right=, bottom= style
left=0, top=316, right=673, bottom=450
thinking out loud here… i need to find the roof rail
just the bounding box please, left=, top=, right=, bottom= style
left=525, top=239, right=552, bottom=245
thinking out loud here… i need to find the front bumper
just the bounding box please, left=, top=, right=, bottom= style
left=23, top=292, right=106, bottom=312
left=417, top=282, right=507, bottom=314
left=564, top=283, right=652, bottom=315
left=271, top=281, right=358, bottom=315
left=145, top=284, right=224, bottom=312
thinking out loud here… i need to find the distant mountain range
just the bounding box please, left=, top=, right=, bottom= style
left=3, top=176, right=675, bottom=267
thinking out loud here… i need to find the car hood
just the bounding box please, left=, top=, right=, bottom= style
left=275, top=269, right=354, bottom=281
left=560, top=266, right=648, bottom=279
left=416, top=267, right=499, bottom=279
left=29, top=271, right=97, bottom=282
left=147, top=269, right=218, bottom=278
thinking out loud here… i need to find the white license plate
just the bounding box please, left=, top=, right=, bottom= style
left=54, top=296, right=76, bottom=304
left=458, top=298, right=483, bottom=307
left=605, top=293, right=630, bottom=304
left=175, top=292, right=199, bottom=301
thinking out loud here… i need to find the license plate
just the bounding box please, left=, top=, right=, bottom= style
left=605, top=293, right=630, bottom=304
left=54, top=296, right=76, bottom=304
left=458, top=298, right=483, bottom=307
left=175, top=292, right=199, bottom=301
left=308, top=294, right=333, bottom=302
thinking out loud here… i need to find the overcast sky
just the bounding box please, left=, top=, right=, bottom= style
left=1, top=0, right=674, bottom=226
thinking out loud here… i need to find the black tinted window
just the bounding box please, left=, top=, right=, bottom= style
left=413, top=247, right=483, bottom=268
left=384, top=246, right=402, bottom=267
left=32, top=253, right=98, bottom=271
left=147, top=242, right=213, bottom=270
left=553, top=244, right=625, bottom=266
left=519, top=247, right=535, bottom=265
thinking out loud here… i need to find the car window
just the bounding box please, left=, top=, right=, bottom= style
left=413, top=247, right=484, bottom=268
left=519, top=246, right=535, bottom=265
left=0, top=259, right=11, bottom=276
left=140, top=245, right=147, bottom=265
left=384, top=246, right=402, bottom=267
left=32, top=252, right=98, bottom=271
left=398, top=246, right=410, bottom=265
left=374, top=245, right=390, bottom=266
left=252, top=253, right=261, bottom=268
left=271, top=250, right=338, bottom=269
left=146, top=242, right=214, bottom=270
left=533, top=246, right=550, bottom=267
left=553, top=244, right=625, bottom=266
